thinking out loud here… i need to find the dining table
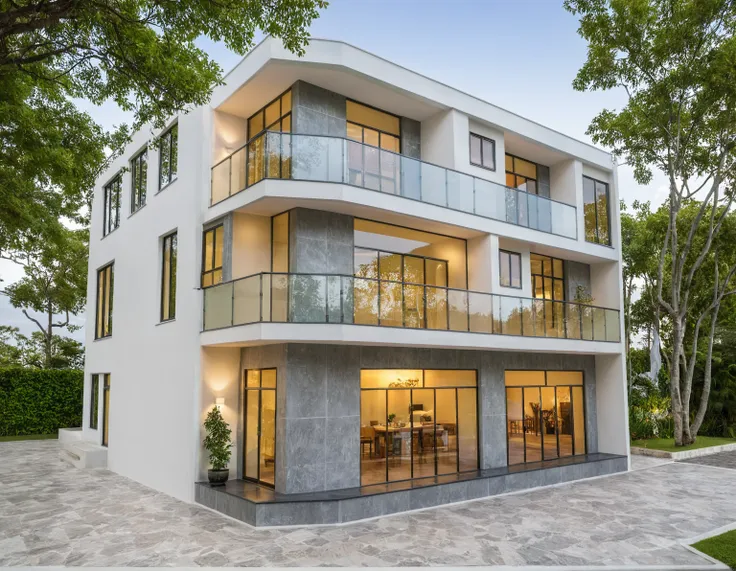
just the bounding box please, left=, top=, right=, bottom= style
left=371, top=423, right=449, bottom=458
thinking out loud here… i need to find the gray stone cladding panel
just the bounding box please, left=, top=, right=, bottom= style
left=400, top=117, right=421, bottom=159
left=291, top=81, right=347, bottom=138
left=565, top=260, right=592, bottom=302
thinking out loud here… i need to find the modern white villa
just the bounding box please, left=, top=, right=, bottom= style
left=76, top=37, right=629, bottom=526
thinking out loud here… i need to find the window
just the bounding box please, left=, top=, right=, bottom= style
left=247, top=89, right=292, bottom=141
left=130, top=148, right=147, bottom=213
left=346, top=100, right=400, bottom=152
left=201, top=224, right=224, bottom=287
left=530, top=254, right=564, bottom=301
left=469, top=133, right=495, bottom=170
left=161, top=232, right=177, bottom=321
left=583, top=176, right=610, bottom=245
left=271, top=212, right=289, bottom=272
left=90, top=375, right=100, bottom=429
left=103, top=175, right=121, bottom=236
left=95, top=263, right=114, bottom=339
left=505, top=370, right=585, bottom=465
left=505, top=154, right=539, bottom=194
left=159, top=124, right=178, bottom=189
left=360, top=369, right=478, bottom=486
left=499, top=250, right=521, bottom=289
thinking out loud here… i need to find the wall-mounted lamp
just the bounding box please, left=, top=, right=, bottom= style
left=215, top=397, right=225, bottom=411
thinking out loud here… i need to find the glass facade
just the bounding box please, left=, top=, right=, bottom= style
left=161, top=232, right=177, bottom=321
left=360, top=369, right=478, bottom=486
left=499, top=250, right=521, bottom=289
left=103, top=175, right=121, bottom=237
left=159, top=124, right=178, bottom=189
left=243, top=369, right=276, bottom=486
left=89, top=375, right=99, bottom=429
left=347, top=100, right=400, bottom=192
left=102, top=374, right=110, bottom=447
left=130, top=148, right=147, bottom=213
left=505, top=370, right=585, bottom=465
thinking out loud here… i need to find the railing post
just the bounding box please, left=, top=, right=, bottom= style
left=259, top=273, right=263, bottom=322
left=228, top=155, right=232, bottom=199
left=340, top=276, right=345, bottom=324
left=519, top=299, right=524, bottom=336
left=325, top=276, right=329, bottom=323
left=423, top=284, right=427, bottom=329
left=230, top=282, right=235, bottom=327
left=445, top=169, right=449, bottom=208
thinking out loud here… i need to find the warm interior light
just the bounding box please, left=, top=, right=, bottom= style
left=215, top=397, right=225, bottom=411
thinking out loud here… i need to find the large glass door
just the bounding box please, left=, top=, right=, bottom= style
left=360, top=369, right=478, bottom=486
left=243, top=369, right=276, bottom=486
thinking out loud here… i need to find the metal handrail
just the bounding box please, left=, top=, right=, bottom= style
left=202, top=272, right=620, bottom=343
left=209, top=131, right=578, bottom=239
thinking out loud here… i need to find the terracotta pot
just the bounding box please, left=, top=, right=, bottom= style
left=208, top=468, right=229, bottom=486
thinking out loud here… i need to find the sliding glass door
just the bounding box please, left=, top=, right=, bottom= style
left=360, top=369, right=478, bottom=486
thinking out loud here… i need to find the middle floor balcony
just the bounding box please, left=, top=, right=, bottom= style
left=200, top=272, right=621, bottom=353
left=210, top=132, right=579, bottom=241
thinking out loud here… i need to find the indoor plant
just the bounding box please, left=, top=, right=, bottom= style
left=203, top=406, right=232, bottom=485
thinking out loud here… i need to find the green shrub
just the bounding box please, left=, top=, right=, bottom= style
left=203, top=406, right=232, bottom=470
left=629, top=394, right=673, bottom=440
left=0, top=368, right=83, bottom=436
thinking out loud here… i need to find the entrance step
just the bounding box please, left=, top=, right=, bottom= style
left=59, top=441, right=107, bottom=469
left=58, top=427, right=83, bottom=444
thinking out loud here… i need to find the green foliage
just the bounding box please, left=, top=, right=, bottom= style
left=0, top=0, right=326, bottom=267
left=0, top=368, right=83, bottom=436
left=629, top=394, right=674, bottom=440
left=203, top=406, right=232, bottom=471
left=631, top=435, right=735, bottom=451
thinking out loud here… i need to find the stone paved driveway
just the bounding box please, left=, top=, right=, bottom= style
left=0, top=441, right=733, bottom=567
left=681, top=450, right=736, bottom=470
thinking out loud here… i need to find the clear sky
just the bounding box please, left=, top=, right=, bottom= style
left=1, top=0, right=667, bottom=339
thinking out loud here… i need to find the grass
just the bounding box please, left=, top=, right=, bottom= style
left=692, top=529, right=736, bottom=569
left=0, top=433, right=57, bottom=442
left=631, top=436, right=736, bottom=452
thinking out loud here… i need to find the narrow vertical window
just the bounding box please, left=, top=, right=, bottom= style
left=103, top=174, right=121, bottom=236
left=469, top=133, right=496, bottom=170
left=202, top=224, right=224, bottom=287
left=161, top=231, right=177, bottom=321
left=271, top=212, right=289, bottom=272
left=95, top=263, right=114, bottom=338
left=90, top=375, right=99, bottom=429
left=159, top=124, right=178, bottom=189
left=130, top=148, right=148, bottom=213
left=583, top=175, right=611, bottom=245
left=499, top=250, right=522, bottom=289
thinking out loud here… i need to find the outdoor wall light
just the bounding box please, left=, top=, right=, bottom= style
left=215, top=397, right=225, bottom=411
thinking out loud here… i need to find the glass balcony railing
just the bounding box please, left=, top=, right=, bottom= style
left=202, top=272, right=620, bottom=343
left=211, top=132, right=578, bottom=239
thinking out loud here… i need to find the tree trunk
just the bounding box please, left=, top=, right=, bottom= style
left=671, top=324, right=685, bottom=445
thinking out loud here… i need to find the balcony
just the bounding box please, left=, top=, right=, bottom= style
left=202, top=272, right=620, bottom=343
left=211, top=132, right=578, bottom=239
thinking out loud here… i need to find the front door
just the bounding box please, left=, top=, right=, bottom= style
left=243, top=369, right=276, bottom=486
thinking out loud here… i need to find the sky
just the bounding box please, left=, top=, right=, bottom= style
left=0, top=0, right=668, bottom=340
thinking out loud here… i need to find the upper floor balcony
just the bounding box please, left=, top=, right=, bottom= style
left=210, top=131, right=578, bottom=240
left=201, top=271, right=621, bottom=345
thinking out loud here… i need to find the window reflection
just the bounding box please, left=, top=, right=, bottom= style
left=583, top=175, right=611, bottom=245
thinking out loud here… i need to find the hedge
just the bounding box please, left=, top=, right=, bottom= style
left=0, top=368, right=83, bottom=436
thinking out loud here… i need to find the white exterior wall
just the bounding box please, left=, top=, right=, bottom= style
left=81, top=37, right=629, bottom=504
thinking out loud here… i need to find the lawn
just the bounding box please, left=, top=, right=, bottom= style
left=692, top=529, right=736, bottom=569
left=631, top=436, right=736, bottom=452
left=0, top=434, right=57, bottom=443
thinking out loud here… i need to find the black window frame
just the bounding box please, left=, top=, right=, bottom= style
left=95, top=262, right=114, bottom=339
left=90, top=374, right=100, bottom=429
left=242, top=368, right=278, bottom=487
left=505, top=153, right=540, bottom=194
left=469, top=133, right=496, bottom=171
left=161, top=231, right=178, bottom=322
left=246, top=88, right=292, bottom=142
left=499, top=249, right=522, bottom=289
left=583, top=175, right=611, bottom=246
left=103, top=174, right=122, bottom=237
left=201, top=224, right=224, bottom=288
left=130, top=147, right=148, bottom=213
left=346, top=98, right=402, bottom=152
left=102, top=373, right=110, bottom=447
left=530, top=253, right=565, bottom=301
left=158, top=123, right=178, bottom=190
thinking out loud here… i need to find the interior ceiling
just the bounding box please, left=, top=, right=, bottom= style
left=218, top=60, right=443, bottom=121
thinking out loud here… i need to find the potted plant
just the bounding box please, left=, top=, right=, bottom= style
left=203, top=406, right=232, bottom=485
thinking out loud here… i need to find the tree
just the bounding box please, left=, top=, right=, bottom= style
left=0, top=0, right=326, bottom=268
left=0, top=326, right=83, bottom=369
left=565, top=0, right=736, bottom=445
left=4, top=228, right=87, bottom=369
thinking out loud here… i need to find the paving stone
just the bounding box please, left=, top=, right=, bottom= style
left=0, top=440, right=732, bottom=567
left=680, top=450, right=736, bottom=470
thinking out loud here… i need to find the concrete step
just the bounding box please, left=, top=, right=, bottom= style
left=58, top=427, right=83, bottom=444
left=59, top=441, right=107, bottom=469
